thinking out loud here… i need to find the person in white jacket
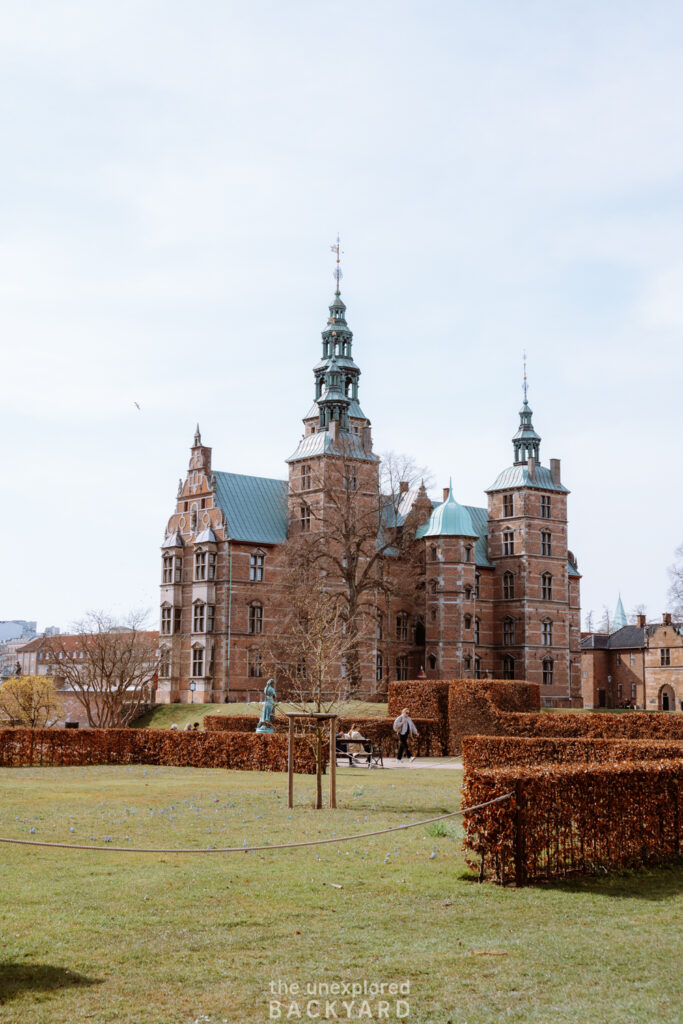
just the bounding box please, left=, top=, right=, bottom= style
left=393, top=708, right=419, bottom=761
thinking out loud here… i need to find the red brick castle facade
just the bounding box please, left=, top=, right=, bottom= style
left=158, top=281, right=582, bottom=706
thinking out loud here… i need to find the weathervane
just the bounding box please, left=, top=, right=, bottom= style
left=522, top=350, right=528, bottom=403
left=330, top=234, right=343, bottom=292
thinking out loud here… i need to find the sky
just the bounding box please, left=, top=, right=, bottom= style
left=2, top=0, right=683, bottom=632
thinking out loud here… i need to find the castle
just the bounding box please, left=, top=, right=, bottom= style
left=158, top=274, right=582, bottom=706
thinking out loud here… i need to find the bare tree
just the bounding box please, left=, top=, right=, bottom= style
left=668, top=544, right=683, bottom=616
left=262, top=537, right=360, bottom=808
left=584, top=610, right=595, bottom=633
left=597, top=605, right=611, bottom=634
left=290, top=437, right=431, bottom=695
left=48, top=611, right=158, bottom=728
left=0, top=675, right=63, bottom=728
left=628, top=603, right=648, bottom=625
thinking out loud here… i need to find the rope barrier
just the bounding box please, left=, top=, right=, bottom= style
left=0, top=792, right=513, bottom=855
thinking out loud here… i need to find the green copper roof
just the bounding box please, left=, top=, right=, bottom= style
left=416, top=481, right=479, bottom=539
left=612, top=595, right=627, bottom=632
left=213, top=472, right=288, bottom=544
left=486, top=464, right=569, bottom=494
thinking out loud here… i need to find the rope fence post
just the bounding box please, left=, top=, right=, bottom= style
left=514, top=779, right=527, bottom=887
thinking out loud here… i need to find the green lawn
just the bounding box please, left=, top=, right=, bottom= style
left=0, top=765, right=680, bottom=1024
left=134, top=700, right=389, bottom=730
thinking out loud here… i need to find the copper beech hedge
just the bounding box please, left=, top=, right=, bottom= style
left=462, top=759, right=683, bottom=884
left=462, top=735, right=683, bottom=771
left=0, top=728, right=316, bottom=774
left=204, top=714, right=445, bottom=757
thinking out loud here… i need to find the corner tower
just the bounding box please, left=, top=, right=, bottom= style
left=486, top=369, right=581, bottom=703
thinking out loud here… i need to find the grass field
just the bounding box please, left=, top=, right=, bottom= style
left=0, top=764, right=681, bottom=1024
left=134, top=701, right=389, bottom=730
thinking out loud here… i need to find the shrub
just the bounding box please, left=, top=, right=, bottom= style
left=462, top=759, right=683, bottom=884
left=462, top=735, right=683, bottom=771
left=0, top=676, right=63, bottom=728
left=0, top=728, right=316, bottom=774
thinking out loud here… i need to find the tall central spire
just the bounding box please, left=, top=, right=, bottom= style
left=512, top=357, right=541, bottom=465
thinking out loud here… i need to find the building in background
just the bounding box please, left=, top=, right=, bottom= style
left=158, top=276, right=582, bottom=706
left=581, top=613, right=683, bottom=710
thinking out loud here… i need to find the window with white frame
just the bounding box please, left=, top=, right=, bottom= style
left=248, top=603, right=263, bottom=635
left=194, top=550, right=207, bottom=580
left=191, top=646, right=204, bottom=677
left=193, top=603, right=205, bottom=633
left=162, top=555, right=173, bottom=584
left=503, top=531, right=514, bottom=556
left=542, top=619, right=553, bottom=646
left=250, top=551, right=265, bottom=582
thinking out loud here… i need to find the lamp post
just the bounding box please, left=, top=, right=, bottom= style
left=189, top=681, right=196, bottom=705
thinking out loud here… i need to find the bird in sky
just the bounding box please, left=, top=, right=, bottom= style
left=134, top=402, right=141, bottom=411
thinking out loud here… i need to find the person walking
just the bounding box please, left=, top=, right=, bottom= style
left=393, top=707, right=419, bottom=762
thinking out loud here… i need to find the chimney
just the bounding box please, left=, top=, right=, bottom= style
left=443, top=487, right=449, bottom=502
left=663, top=612, right=672, bottom=626
left=528, top=456, right=536, bottom=483
left=362, top=425, right=372, bottom=454
left=550, top=459, right=561, bottom=486
left=637, top=614, right=646, bottom=628
left=399, top=481, right=409, bottom=494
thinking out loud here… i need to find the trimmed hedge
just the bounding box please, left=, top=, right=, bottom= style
left=0, top=728, right=316, bottom=774
left=462, top=759, right=683, bottom=884
left=204, top=714, right=445, bottom=757
left=462, top=735, right=683, bottom=771
left=387, top=681, right=451, bottom=751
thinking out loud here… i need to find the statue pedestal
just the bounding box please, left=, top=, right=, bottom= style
left=255, top=724, right=274, bottom=734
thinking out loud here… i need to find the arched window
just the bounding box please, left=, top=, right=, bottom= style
left=503, top=617, right=515, bottom=645
left=396, top=612, right=409, bottom=642
left=464, top=614, right=472, bottom=630
left=464, top=545, right=472, bottom=562
left=541, top=531, right=551, bottom=556
left=395, top=655, right=408, bottom=680
left=464, top=585, right=472, bottom=599
left=375, top=653, right=383, bottom=682
left=542, top=572, right=553, bottom=600
left=248, top=603, right=263, bottom=635
left=474, top=618, right=481, bottom=645
left=248, top=648, right=262, bottom=678
left=503, top=530, right=514, bottom=556
left=250, top=550, right=265, bottom=582
left=193, top=602, right=205, bottom=633
left=542, top=619, right=553, bottom=646
left=428, top=653, right=437, bottom=671
left=503, top=571, right=514, bottom=600
left=542, top=657, right=554, bottom=685
left=503, top=655, right=515, bottom=680
left=376, top=611, right=384, bottom=640
left=474, top=573, right=481, bottom=598
left=430, top=545, right=438, bottom=561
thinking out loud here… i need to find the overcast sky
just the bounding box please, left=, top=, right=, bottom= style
left=2, top=1, right=683, bottom=632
